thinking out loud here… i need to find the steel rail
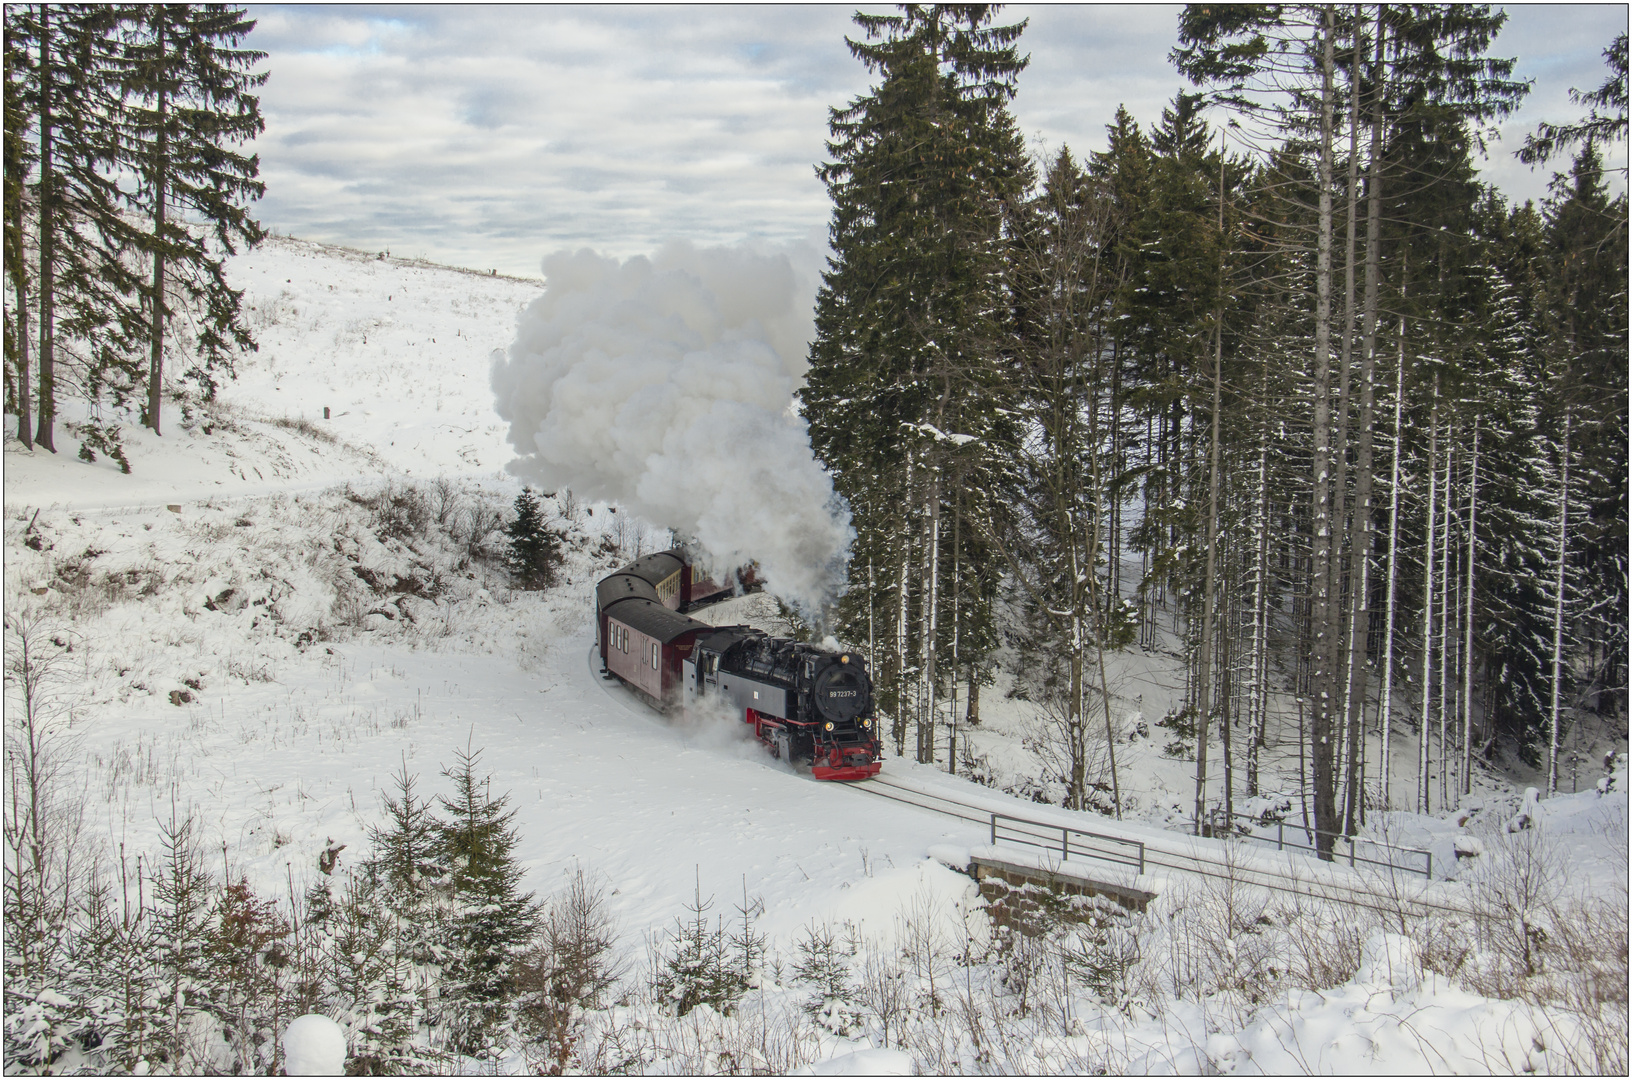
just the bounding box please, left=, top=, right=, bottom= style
left=849, top=777, right=992, bottom=826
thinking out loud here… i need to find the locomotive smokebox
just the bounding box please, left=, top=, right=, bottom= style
left=812, top=654, right=870, bottom=724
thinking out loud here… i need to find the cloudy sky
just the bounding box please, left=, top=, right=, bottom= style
left=245, top=4, right=1629, bottom=278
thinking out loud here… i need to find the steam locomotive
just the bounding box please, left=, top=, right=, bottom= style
left=594, top=549, right=881, bottom=780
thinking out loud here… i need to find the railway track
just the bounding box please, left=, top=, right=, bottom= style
left=583, top=646, right=1469, bottom=920
left=850, top=771, right=1473, bottom=921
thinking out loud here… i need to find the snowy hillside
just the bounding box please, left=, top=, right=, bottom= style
left=4, top=236, right=1625, bottom=1074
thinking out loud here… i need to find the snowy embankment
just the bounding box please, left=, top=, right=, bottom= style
left=4, top=236, right=1626, bottom=1074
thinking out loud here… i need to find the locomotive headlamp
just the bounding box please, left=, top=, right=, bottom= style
left=824, top=721, right=835, bottom=731
left=862, top=719, right=872, bottom=729
left=840, top=655, right=849, bottom=664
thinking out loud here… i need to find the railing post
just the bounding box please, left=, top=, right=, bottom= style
left=1062, top=828, right=1069, bottom=861
left=990, top=815, right=997, bottom=847
left=1137, top=841, right=1145, bottom=876
left=1349, top=837, right=1355, bottom=868
left=1278, top=821, right=1284, bottom=851
left=1425, top=851, right=1432, bottom=880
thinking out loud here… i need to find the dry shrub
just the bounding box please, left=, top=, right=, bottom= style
left=516, top=866, right=625, bottom=1075
left=268, top=415, right=337, bottom=445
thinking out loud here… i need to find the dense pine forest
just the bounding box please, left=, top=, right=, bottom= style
left=800, top=5, right=1628, bottom=843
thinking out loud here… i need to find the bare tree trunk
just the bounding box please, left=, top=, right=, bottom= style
left=1192, top=138, right=1228, bottom=834
left=1332, top=10, right=1362, bottom=768
left=1439, top=444, right=1453, bottom=808
left=1461, top=420, right=1479, bottom=795
left=1548, top=407, right=1570, bottom=796
left=1308, top=6, right=1340, bottom=855
left=1379, top=314, right=1406, bottom=810
left=919, top=470, right=940, bottom=765
left=146, top=17, right=170, bottom=435
left=35, top=4, right=56, bottom=453
left=868, top=558, right=875, bottom=668
left=1418, top=375, right=1439, bottom=813
left=1342, top=5, right=1386, bottom=834
left=949, top=501, right=959, bottom=775
left=966, top=662, right=980, bottom=726
left=895, top=454, right=914, bottom=757
left=12, top=254, right=32, bottom=448
left=1086, top=428, right=1122, bottom=819
left=1247, top=367, right=1271, bottom=797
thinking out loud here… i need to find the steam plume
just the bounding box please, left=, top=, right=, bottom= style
left=492, top=241, right=851, bottom=616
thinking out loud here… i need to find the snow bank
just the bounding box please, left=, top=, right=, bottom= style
left=491, top=242, right=852, bottom=618
left=281, top=1014, right=346, bottom=1074
left=794, top=1046, right=914, bottom=1075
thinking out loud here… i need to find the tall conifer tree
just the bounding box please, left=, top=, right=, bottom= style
left=804, top=4, right=1031, bottom=762
left=120, top=4, right=266, bottom=434
left=8, top=4, right=146, bottom=455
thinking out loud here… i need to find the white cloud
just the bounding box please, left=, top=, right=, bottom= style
left=245, top=4, right=1626, bottom=275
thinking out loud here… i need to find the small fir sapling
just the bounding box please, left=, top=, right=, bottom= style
left=74, top=417, right=132, bottom=473
left=149, top=801, right=216, bottom=1072
left=506, top=488, right=563, bottom=589
left=433, top=743, right=545, bottom=1057
left=366, top=760, right=444, bottom=910
left=360, top=760, right=453, bottom=1067
left=729, top=878, right=766, bottom=992
left=791, top=921, right=854, bottom=1017
left=204, top=877, right=292, bottom=1074
left=653, top=871, right=742, bottom=1017
left=314, top=869, right=407, bottom=1073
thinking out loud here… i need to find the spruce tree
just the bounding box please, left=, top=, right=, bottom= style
left=3, top=16, right=35, bottom=445
left=203, top=877, right=290, bottom=1074
left=366, top=759, right=443, bottom=905
left=313, top=868, right=409, bottom=1074
left=1518, top=32, right=1627, bottom=168
left=652, top=873, right=739, bottom=1017
left=360, top=758, right=445, bottom=1061
left=148, top=803, right=215, bottom=1072
left=803, top=4, right=1031, bottom=761
left=434, top=743, right=543, bottom=1057
left=8, top=4, right=147, bottom=455
left=119, top=4, right=265, bottom=434
left=506, top=488, right=563, bottom=589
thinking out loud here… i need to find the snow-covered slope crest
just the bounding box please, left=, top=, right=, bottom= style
left=4, top=233, right=542, bottom=509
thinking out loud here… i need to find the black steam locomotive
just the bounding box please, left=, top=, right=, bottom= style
left=595, top=549, right=881, bottom=780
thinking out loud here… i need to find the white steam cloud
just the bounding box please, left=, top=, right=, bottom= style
left=492, top=241, right=852, bottom=616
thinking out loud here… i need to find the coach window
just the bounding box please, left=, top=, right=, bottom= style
left=651, top=643, right=660, bottom=669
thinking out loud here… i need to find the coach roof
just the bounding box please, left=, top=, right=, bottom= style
left=602, top=597, right=712, bottom=645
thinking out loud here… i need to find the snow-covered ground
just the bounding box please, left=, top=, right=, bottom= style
left=4, top=235, right=1625, bottom=1074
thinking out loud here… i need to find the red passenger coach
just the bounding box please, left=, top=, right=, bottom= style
left=601, top=598, right=716, bottom=707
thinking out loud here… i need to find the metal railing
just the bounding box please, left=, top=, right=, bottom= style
left=990, top=813, right=1146, bottom=876
left=1203, top=809, right=1433, bottom=880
